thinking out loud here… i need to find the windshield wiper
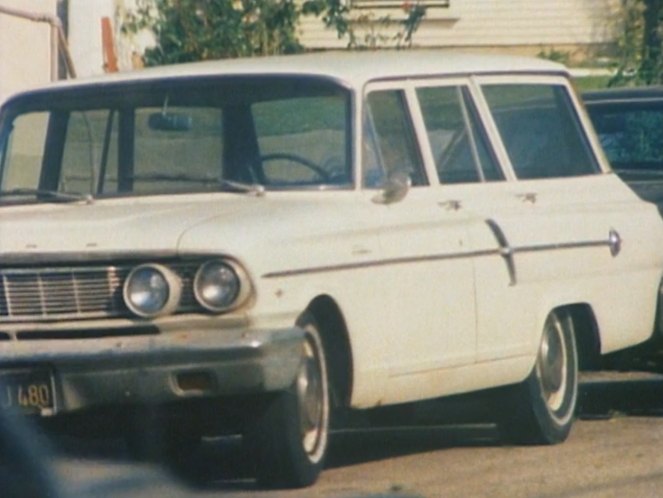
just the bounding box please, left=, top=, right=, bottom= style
left=128, top=174, right=266, bottom=197
left=130, top=173, right=218, bottom=183
left=0, top=188, right=93, bottom=203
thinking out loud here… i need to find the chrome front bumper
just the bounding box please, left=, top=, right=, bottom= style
left=0, top=318, right=305, bottom=414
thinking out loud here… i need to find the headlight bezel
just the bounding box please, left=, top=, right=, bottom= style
left=122, top=263, right=182, bottom=318
left=193, top=259, right=251, bottom=313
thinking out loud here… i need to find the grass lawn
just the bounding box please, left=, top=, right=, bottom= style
left=572, top=75, right=613, bottom=91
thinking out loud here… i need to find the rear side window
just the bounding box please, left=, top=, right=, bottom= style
left=482, top=84, right=599, bottom=179
left=417, top=85, right=502, bottom=184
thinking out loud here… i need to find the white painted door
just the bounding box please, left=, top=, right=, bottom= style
left=361, top=84, right=479, bottom=377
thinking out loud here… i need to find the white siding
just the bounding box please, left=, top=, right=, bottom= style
left=0, top=0, right=56, bottom=103
left=0, top=0, right=625, bottom=100
left=299, top=0, right=621, bottom=51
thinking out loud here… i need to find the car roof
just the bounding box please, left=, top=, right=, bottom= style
left=12, top=50, right=567, bottom=97
left=583, top=85, right=663, bottom=104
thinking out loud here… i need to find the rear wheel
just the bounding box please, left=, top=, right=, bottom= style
left=500, top=309, right=578, bottom=444
left=247, top=312, right=330, bottom=488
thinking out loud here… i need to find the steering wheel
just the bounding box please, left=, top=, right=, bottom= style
left=260, top=153, right=330, bottom=182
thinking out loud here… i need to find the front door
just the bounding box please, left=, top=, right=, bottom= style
left=362, top=84, right=479, bottom=377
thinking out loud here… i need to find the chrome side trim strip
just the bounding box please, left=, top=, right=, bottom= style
left=485, top=219, right=517, bottom=285
left=513, top=239, right=614, bottom=254
left=484, top=219, right=621, bottom=286
left=263, top=222, right=621, bottom=281
left=262, top=249, right=498, bottom=279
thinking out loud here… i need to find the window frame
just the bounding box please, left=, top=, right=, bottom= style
left=361, top=81, right=430, bottom=189
left=351, top=0, right=449, bottom=8
left=348, top=0, right=458, bottom=23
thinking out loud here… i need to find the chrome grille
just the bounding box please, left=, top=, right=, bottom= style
left=0, top=263, right=199, bottom=322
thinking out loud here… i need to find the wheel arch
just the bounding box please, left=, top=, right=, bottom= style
left=303, top=295, right=354, bottom=410
left=554, top=303, right=602, bottom=371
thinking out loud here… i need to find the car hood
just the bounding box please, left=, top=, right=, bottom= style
left=0, top=195, right=267, bottom=257
left=0, top=192, right=368, bottom=264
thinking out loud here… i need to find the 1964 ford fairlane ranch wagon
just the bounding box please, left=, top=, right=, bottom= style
left=0, top=51, right=662, bottom=487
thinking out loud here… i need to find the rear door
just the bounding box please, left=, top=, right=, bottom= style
left=467, top=75, right=656, bottom=360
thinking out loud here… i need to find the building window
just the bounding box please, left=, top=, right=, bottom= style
left=351, top=0, right=449, bottom=8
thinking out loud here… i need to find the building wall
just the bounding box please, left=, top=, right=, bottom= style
left=69, top=0, right=625, bottom=74
left=0, top=0, right=625, bottom=101
left=0, top=0, right=57, bottom=103
left=67, top=0, right=116, bottom=78
left=68, top=0, right=153, bottom=78
left=300, top=0, right=622, bottom=59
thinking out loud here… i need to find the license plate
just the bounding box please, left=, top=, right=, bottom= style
left=0, top=369, right=56, bottom=415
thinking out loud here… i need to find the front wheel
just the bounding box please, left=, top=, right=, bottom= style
left=500, top=309, right=578, bottom=444
left=246, top=313, right=331, bottom=488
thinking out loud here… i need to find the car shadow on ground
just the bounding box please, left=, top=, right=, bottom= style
left=578, top=371, right=663, bottom=419
left=47, top=371, right=663, bottom=493
left=328, top=370, right=663, bottom=468
left=326, top=424, right=501, bottom=469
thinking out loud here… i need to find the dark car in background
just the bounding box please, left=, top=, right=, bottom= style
left=584, top=87, right=663, bottom=364
left=584, top=87, right=663, bottom=210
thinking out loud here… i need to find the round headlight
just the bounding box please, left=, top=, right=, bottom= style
left=194, top=260, right=249, bottom=312
left=123, top=264, right=182, bottom=318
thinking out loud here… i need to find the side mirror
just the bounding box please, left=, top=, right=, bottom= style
left=372, top=170, right=411, bottom=205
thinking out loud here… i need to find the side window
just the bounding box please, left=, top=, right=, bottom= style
left=363, top=90, right=426, bottom=187
left=417, top=85, right=502, bottom=184
left=482, top=84, right=599, bottom=179
left=0, top=112, right=48, bottom=190
left=587, top=106, right=663, bottom=169
left=252, top=95, right=350, bottom=186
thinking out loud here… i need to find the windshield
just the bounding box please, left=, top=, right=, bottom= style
left=0, top=76, right=352, bottom=201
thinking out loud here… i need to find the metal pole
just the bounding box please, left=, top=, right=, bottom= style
left=50, top=19, right=59, bottom=80
left=0, top=4, right=77, bottom=80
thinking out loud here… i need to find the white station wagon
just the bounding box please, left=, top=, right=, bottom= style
left=0, top=51, right=662, bottom=487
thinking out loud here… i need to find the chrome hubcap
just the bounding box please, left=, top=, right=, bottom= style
left=537, top=315, right=567, bottom=412
left=296, top=336, right=325, bottom=456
